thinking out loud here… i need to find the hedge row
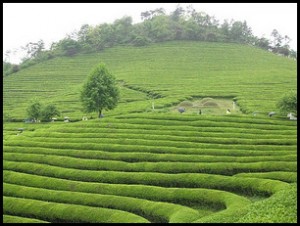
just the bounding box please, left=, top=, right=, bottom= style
left=31, top=128, right=296, bottom=140
left=234, top=172, right=297, bottom=183
left=3, top=183, right=200, bottom=223
left=10, top=136, right=297, bottom=151
left=4, top=170, right=251, bottom=221
left=3, top=214, right=49, bottom=223
left=100, top=118, right=295, bottom=131
left=114, top=113, right=297, bottom=126
left=3, top=196, right=149, bottom=223
left=27, top=131, right=297, bottom=146
left=57, top=117, right=296, bottom=134
left=5, top=140, right=295, bottom=156
left=3, top=161, right=290, bottom=196
left=4, top=146, right=296, bottom=163
left=236, top=183, right=297, bottom=223
left=4, top=153, right=297, bottom=175
left=53, top=121, right=297, bottom=135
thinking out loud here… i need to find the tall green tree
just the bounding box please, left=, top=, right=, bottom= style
left=81, top=63, right=119, bottom=118
left=51, top=38, right=81, bottom=56
left=41, top=104, right=60, bottom=122
left=27, top=101, right=42, bottom=122
left=277, top=90, right=297, bottom=115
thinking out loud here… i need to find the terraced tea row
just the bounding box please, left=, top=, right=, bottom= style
left=4, top=146, right=296, bottom=163
left=3, top=114, right=296, bottom=222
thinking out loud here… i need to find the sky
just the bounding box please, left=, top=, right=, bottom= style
left=3, top=3, right=297, bottom=64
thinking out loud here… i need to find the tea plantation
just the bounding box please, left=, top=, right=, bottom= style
left=3, top=41, right=297, bottom=223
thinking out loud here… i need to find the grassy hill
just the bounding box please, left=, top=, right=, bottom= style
left=3, top=41, right=297, bottom=223
left=3, top=41, right=296, bottom=120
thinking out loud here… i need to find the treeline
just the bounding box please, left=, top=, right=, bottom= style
left=3, top=5, right=297, bottom=76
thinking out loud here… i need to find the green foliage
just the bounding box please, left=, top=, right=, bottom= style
left=3, top=42, right=297, bottom=120
left=237, top=183, right=297, bottom=223
left=27, top=101, right=42, bottom=121
left=41, top=104, right=60, bottom=122
left=26, top=101, right=60, bottom=122
left=3, top=196, right=148, bottom=223
left=5, top=5, right=296, bottom=74
left=3, top=32, right=297, bottom=224
left=3, top=61, right=20, bottom=76
left=3, top=214, right=48, bottom=223
left=81, top=63, right=119, bottom=117
left=3, top=112, right=296, bottom=223
left=3, top=183, right=200, bottom=223
left=3, top=170, right=250, bottom=223
left=276, top=90, right=297, bottom=115
left=234, top=171, right=297, bottom=183
left=3, top=151, right=297, bottom=175
left=131, top=35, right=151, bottom=46
left=52, top=38, right=81, bottom=56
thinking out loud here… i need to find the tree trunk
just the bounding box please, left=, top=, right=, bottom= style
left=98, top=109, right=102, bottom=118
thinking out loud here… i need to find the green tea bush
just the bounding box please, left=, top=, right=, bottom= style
left=3, top=183, right=200, bottom=223
left=237, top=183, right=297, bottom=223
left=3, top=214, right=48, bottom=223
left=4, top=146, right=296, bottom=163
left=3, top=196, right=149, bottom=223
left=3, top=161, right=289, bottom=196
left=3, top=153, right=297, bottom=175
left=234, top=172, right=297, bottom=183
left=4, top=170, right=251, bottom=222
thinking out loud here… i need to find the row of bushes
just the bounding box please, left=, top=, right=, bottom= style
left=234, top=171, right=297, bottom=183
left=5, top=140, right=295, bottom=156
left=3, top=153, right=297, bottom=175
left=35, top=127, right=296, bottom=140
left=115, top=113, right=297, bottom=126
left=236, top=183, right=297, bottom=223
left=112, top=113, right=297, bottom=125
left=3, top=196, right=148, bottom=223
left=100, top=117, right=295, bottom=131
left=58, top=120, right=296, bottom=135
left=3, top=183, right=199, bottom=223
left=26, top=131, right=297, bottom=146
left=4, top=170, right=252, bottom=221
left=3, top=214, right=48, bottom=223
left=15, top=134, right=297, bottom=151
left=3, top=161, right=290, bottom=196
left=4, top=146, right=296, bottom=163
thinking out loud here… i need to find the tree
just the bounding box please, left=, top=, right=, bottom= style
left=255, top=37, right=270, bottom=50
left=289, top=49, right=297, bottom=59
left=113, top=16, right=133, bottom=44
left=51, top=38, right=81, bottom=56
left=41, top=104, right=60, bottom=122
left=171, top=5, right=185, bottom=21
left=27, top=101, right=42, bottom=122
left=277, top=90, right=297, bottom=115
left=270, top=29, right=283, bottom=49
left=22, top=39, right=45, bottom=59
left=81, top=63, right=119, bottom=118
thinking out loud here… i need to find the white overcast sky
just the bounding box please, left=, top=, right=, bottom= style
left=3, top=3, right=297, bottom=64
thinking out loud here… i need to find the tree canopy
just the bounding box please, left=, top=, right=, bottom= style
left=26, top=101, right=60, bottom=122
left=27, top=101, right=42, bottom=122
left=276, top=90, right=297, bottom=115
left=41, top=104, right=60, bottom=122
left=81, top=63, right=119, bottom=118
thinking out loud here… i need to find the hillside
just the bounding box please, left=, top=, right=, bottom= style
left=3, top=40, right=297, bottom=223
left=3, top=41, right=297, bottom=120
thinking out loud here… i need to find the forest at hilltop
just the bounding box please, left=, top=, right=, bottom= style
left=3, top=5, right=296, bottom=77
